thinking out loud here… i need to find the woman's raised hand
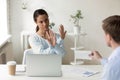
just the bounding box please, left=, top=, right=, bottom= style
left=46, top=30, right=56, bottom=47
left=59, top=24, right=67, bottom=39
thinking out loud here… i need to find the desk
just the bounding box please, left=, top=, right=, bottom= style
left=0, top=65, right=102, bottom=80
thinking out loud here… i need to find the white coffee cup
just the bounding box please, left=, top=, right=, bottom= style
left=7, top=61, right=16, bottom=75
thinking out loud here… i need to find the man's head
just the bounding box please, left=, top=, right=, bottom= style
left=102, top=15, right=120, bottom=47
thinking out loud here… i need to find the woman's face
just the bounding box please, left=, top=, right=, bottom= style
left=36, top=14, right=49, bottom=32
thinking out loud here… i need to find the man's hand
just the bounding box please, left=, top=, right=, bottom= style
left=46, top=30, right=56, bottom=47
left=59, top=24, right=67, bottom=39
left=89, top=51, right=102, bottom=61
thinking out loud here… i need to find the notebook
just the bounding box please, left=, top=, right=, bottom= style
left=26, top=54, right=62, bottom=77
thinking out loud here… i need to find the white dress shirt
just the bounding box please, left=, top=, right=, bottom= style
left=101, top=46, right=120, bottom=80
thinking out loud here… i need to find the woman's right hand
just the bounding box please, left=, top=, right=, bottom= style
left=46, top=30, right=56, bottom=47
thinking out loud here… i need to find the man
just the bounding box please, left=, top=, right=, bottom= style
left=90, top=15, right=120, bottom=80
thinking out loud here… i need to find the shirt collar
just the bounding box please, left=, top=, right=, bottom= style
left=108, top=46, right=120, bottom=61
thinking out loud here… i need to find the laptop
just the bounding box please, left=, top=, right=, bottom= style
left=26, top=54, right=62, bottom=77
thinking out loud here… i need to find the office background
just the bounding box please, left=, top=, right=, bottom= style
left=4, top=0, right=120, bottom=64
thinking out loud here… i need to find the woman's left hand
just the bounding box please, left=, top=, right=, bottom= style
left=59, top=24, right=67, bottom=39
left=46, top=30, right=56, bottom=47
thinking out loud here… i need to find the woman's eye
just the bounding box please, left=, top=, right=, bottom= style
left=40, top=21, right=43, bottom=23
left=45, top=19, right=48, bottom=22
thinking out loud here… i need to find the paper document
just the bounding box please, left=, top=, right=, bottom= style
left=75, top=50, right=92, bottom=60
left=63, top=66, right=99, bottom=77
left=16, top=65, right=26, bottom=72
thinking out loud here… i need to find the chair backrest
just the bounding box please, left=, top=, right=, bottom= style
left=22, top=49, right=33, bottom=65
left=21, top=31, right=33, bottom=53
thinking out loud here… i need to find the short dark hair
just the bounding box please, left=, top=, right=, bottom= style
left=102, top=15, right=120, bottom=43
left=33, top=9, right=48, bottom=32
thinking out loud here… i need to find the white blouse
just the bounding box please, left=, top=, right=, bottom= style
left=29, top=33, right=66, bottom=57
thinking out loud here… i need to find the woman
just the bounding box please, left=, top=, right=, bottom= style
left=29, top=9, right=67, bottom=56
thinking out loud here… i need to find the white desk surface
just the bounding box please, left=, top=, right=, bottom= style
left=0, top=65, right=102, bottom=80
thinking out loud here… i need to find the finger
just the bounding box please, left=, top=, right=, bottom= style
left=92, top=52, right=96, bottom=56
left=46, top=31, right=49, bottom=37
left=46, top=30, right=49, bottom=35
left=50, top=30, right=54, bottom=37
left=89, top=54, right=93, bottom=59
left=60, top=24, right=63, bottom=28
left=49, top=30, right=52, bottom=36
left=61, top=31, right=66, bottom=39
left=49, top=30, right=55, bottom=40
left=46, top=31, right=50, bottom=40
left=50, top=30, right=54, bottom=38
left=59, top=27, right=62, bottom=34
left=95, top=51, right=99, bottom=53
left=53, top=33, right=56, bottom=41
left=64, top=31, right=67, bottom=35
left=89, top=51, right=93, bottom=56
left=60, top=24, right=64, bottom=31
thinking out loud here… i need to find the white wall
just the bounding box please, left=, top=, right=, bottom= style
left=9, top=0, right=120, bottom=64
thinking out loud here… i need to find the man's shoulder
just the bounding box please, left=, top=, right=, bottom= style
left=108, top=58, right=120, bottom=71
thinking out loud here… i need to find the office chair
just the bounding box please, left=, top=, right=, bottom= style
left=22, top=49, right=33, bottom=65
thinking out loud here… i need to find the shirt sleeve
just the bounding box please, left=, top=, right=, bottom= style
left=101, top=61, right=120, bottom=80
left=55, top=33, right=66, bottom=57
left=29, top=34, right=56, bottom=54
left=100, top=58, right=108, bottom=66
left=56, top=33, right=64, bottom=46
left=54, top=43, right=66, bottom=57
